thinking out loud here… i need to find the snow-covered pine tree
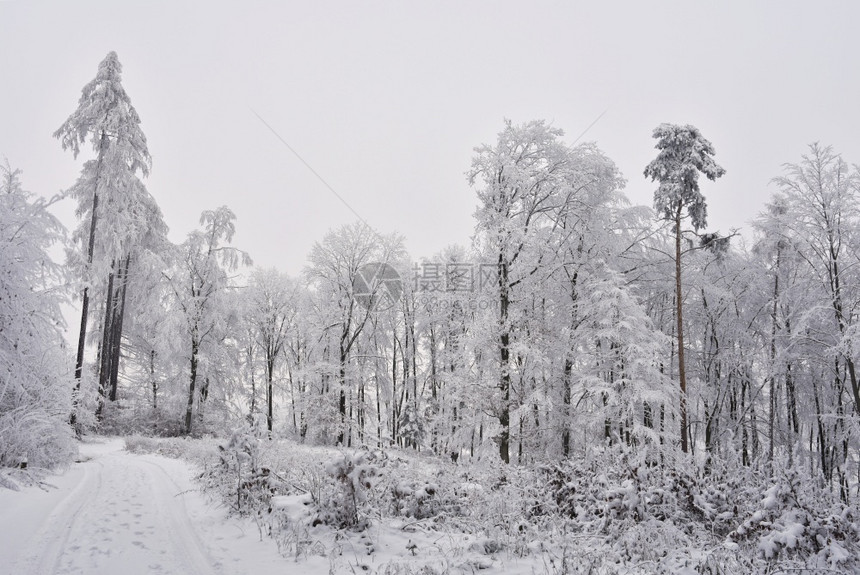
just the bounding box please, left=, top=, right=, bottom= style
left=54, top=51, right=153, bottom=425
left=644, top=123, right=725, bottom=453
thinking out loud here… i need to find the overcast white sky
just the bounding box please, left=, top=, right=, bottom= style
left=2, top=1, right=860, bottom=276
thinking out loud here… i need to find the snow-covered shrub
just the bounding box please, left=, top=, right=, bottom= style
left=392, top=481, right=440, bottom=519
left=729, top=466, right=859, bottom=571
left=398, top=403, right=425, bottom=448
left=267, top=492, right=319, bottom=559
left=302, top=393, right=342, bottom=445
left=200, top=422, right=287, bottom=515
left=314, top=450, right=382, bottom=529
left=124, top=434, right=220, bottom=463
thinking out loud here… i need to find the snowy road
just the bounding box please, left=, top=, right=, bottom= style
left=0, top=438, right=287, bottom=575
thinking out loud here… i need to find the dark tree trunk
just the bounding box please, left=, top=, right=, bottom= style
left=674, top=207, right=689, bottom=454
left=72, top=132, right=107, bottom=426
left=498, top=257, right=511, bottom=464
left=108, top=255, right=131, bottom=401
left=185, top=338, right=199, bottom=435
left=267, top=354, right=275, bottom=436
left=767, top=248, right=780, bottom=467
left=96, top=267, right=115, bottom=419
left=338, top=357, right=347, bottom=445
left=248, top=344, right=256, bottom=417
left=150, top=349, right=157, bottom=411
left=562, top=358, right=572, bottom=457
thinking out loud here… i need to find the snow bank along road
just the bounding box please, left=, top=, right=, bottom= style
left=0, top=438, right=287, bottom=575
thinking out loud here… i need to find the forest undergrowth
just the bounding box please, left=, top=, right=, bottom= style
left=125, top=427, right=860, bottom=575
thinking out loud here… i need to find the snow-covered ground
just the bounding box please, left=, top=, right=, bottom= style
left=0, top=437, right=287, bottom=575
left=5, top=435, right=855, bottom=574
left=0, top=437, right=557, bottom=575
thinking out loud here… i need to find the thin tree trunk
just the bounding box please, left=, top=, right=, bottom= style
left=499, top=257, right=511, bottom=464
left=376, top=366, right=383, bottom=448
left=392, top=334, right=399, bottom=446
left=768, top=246, right=781, bottom=468
left=150, top=350, right=157, bottom=411
left=338, top=352, right=347, bottom=445
left=248, top=343, right=256, bottom=417
left=71, top=132, right=107, bottom=426
left=562, top=358, right=572, bottom=457
left=675, top=207, right=689, bottom=453
left=109, top=255, right=131, bottom=401
left=185, top=337, right=199, bottom=435
left=267, top=353, right=275, bottom=436
left=96, top=267, right=115, bottom=419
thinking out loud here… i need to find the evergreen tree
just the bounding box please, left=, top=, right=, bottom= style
left=644, top=123, right=725, bottom=453
left=54, top=51, right=152, bottom=425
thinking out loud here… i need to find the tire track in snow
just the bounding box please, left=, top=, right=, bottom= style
left=136, top=456, right=223, bottom=575
left=6, top=441, right=224, bottom=575
left=10, top=459, right=104, bottom=575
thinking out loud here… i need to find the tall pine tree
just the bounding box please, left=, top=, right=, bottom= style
left=644, top=123, right=725, bottom=453
left=55, top=52, right=152, bottom=424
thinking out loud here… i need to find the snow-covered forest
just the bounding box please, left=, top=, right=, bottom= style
left=2, top=51, right=860, bottom=574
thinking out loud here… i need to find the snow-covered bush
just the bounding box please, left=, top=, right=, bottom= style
left=266, top=492, right=321, bottom=559
left=314, top=450, right=382, bottom=529
left=0, top=162, right=75, bottom=472
left=203, top=421, right=286, bottom=515
left=124, top=433, right=220, bottom=463
left=177, top=429, right=859, bottom=574
left=729, top=466, right=859, bottom=571
left=392, top=481, right=440, bottom=519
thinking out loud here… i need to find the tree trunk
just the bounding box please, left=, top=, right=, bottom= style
left=248, top=344, right=256, bottom=417
left=392, top=334, right=399, bottom=446
left=96, top=267, right=115, bottom=419
left=267, top=353, right=275, bottom=436
left=767, top=250, right=780, bottom=467
left=108, top=255, right=131, bottom=401
left=562, top=270, right=578, bottom=458
left=562, top=358, right=572, bottom=457
left=674, top=207, right=689, bottom=453
left=150, top=350, right=157, bottom=411
left=185, top=337, right=199, bottom=435
left=338, top=354, right=347, bottom=445
left=498, top=257, right=511, bottom=464
left=71, top=132, right=107, bottom=426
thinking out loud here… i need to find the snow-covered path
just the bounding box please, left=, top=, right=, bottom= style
left=0, top=438, right=288, bottom=575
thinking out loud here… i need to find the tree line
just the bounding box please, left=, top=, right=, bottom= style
left=2, top=52, right=859, bottom=505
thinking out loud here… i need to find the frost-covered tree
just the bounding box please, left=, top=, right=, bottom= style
left=773, top=144, right=860, bottom=419
left=54, top=51, right=152, bottom=424
left=756, top=144, right=860, bottom=497
left=165, top=207, right=249, bottom=435
left=246, top=268, right=296, bottom=435
left=644, top=123, right=725, bottom=453
left=0, top=161, right=75, bottom=467
left=469, top=119, right=639, bottom=462
left=117, top=243, right=178, bottom=432
left=93, top=180, right=168, bottom=421
left=469, top=120, right=576, bottom=463
left=751, top=197, right=806, bottom=469
left=306, top=222, right=404, bottom=446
